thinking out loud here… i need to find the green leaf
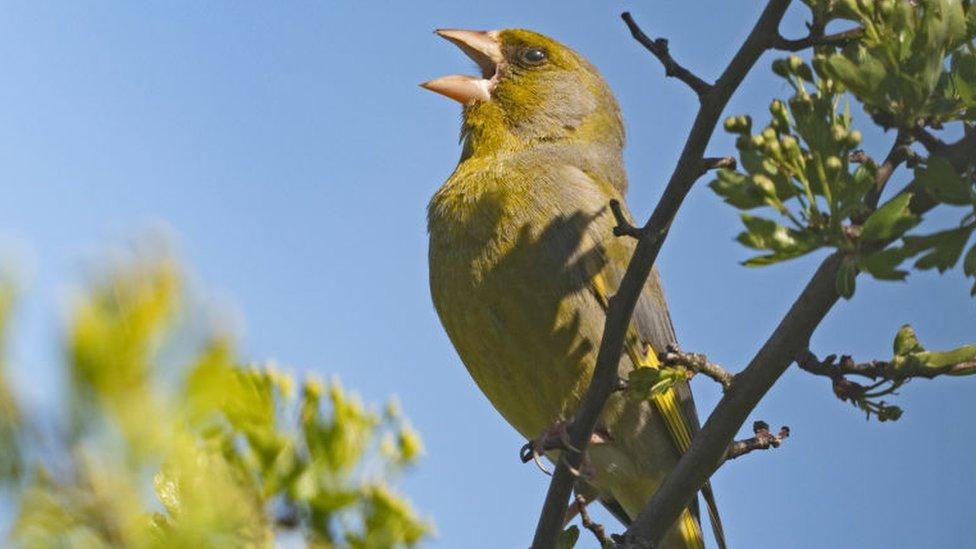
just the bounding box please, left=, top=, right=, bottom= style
left=858, top=247, right=910, bottom=280
left=964, top=243, right=976, bottom=276
left=949, top=49, right=976, bottom=104
left=708, top=170, right=767, bottom=209
left=825, top=51, right=886, bottom=99
left=860, top=193, right=920, bottom=243
left=916, top=156, right=972, bottom=206
left=838, top=163, right=878, bottom=209
left=738, top=215, right=813, bottom=251
left=914, top=345, right=976, bottom=371
left=903, top=225, right=973, bottom=272
left=893, top=324, right=924, bottom=356
left=557, top=525, right=580, bottom=549
left=836, top=256, right=858, bottom=299
left=626, top=367, right=689, bottom=401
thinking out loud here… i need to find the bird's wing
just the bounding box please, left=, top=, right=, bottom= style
left=587, top=195, right=726, bottom=549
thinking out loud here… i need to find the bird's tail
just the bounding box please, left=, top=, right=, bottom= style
left=701, top=481, right=727, bottom=549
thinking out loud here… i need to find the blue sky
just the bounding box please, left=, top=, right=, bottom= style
left=1, top=2, right=974, bottom=547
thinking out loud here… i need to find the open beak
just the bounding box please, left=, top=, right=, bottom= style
left=421, top=29, right=502, bottom=105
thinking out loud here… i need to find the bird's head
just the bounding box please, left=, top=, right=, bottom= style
left=422, top=29, right=624, bottom=155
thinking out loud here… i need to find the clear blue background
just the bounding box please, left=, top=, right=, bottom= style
left=1, top=2, right=973, bottom=547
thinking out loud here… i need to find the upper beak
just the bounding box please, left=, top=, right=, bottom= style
left=421, top=29, right=502, bottom=105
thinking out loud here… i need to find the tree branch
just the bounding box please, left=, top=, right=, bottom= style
left=574, top=494, right=612, bottom=547
left=530, top=3, right=794, bottom=547
left=659, top=347, right=734, bottom=392
left=797, top=349, right=976, bottom=382
left=619, top=252, right=845, bottom=548
left=698, top=156, right=738, bottom=177
left=925, top=125, right=976, bottom=171
left=773, top=27, right=863, bottom=51
left=795, top=349, right=976, bottom=422
left=609, top=199, right=642, bottom=239
left=863, top=130, right=914, bottom=211
left=725, top=421, right=790, bottom=460
left=621, top=12, right=714, bottom=100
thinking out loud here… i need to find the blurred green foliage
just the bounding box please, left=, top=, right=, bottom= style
left=712, top=0, right=976, bottom=298
left=0, top=253, right=430, bottom=547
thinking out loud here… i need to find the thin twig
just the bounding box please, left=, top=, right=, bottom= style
left=574, top=494, right=612, bottom=547
left=797, top=350, right=976, bottom=384
left=660, top=347, right=734, bottom=392
left=698, top=156, right=737, bottom=177
left=795, top=350, right=976, bottom=422
left=609, top=199, right=643, bottom=239
left=863, top=130, right=914, bottom=211
left=621, top=12, right=713, bottom=99
left=725, top=421, right=790, bottom=460
left=849, top=149, right=871, bottom=164
left=773, top=27, right=863, bottom=51
left=911, top=126, right=947, bottom=154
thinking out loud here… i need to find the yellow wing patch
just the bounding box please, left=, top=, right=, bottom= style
left=589, top=274, right=704, bottom=549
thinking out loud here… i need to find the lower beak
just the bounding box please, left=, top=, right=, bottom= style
left=421, top=29, right=502, bottom=105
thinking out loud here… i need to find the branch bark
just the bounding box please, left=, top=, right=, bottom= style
left=773, top=27, right=863, bottom=51
left=529, top=3, right=794, bottom=547
left=725, top=421, right=790, bottom=460
left=620, top=252, right=845, bottom=548
left=620, top=120, right=976, bottom=549
left=621, top=12, right=713, bottom=99
left=659, top=348, right=734, bottom=392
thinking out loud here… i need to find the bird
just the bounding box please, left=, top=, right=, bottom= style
left=422, top=28, right=724, bottom=549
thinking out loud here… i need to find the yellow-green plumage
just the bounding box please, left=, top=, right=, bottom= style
left=427, top=29, right=722, bottom=548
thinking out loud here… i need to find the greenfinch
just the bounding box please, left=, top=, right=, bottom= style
left=424, top=29, right=724, bottom=549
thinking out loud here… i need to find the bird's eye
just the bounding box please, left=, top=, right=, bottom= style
left=519, top=47, right=548, bottom=66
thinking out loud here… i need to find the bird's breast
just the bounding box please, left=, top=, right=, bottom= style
left=427, top=167, right=612, bottom=437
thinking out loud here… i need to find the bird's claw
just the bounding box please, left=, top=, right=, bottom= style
left=519, top=420, right=604, bottom=478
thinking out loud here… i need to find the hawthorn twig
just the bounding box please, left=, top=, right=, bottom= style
left=574, top=494, right=612, bottom=547
left=795, top=350, right=976, bottom=422
left=726, top=421, right=790, bottom=460
left=849, top=149, right=871, bottom=164
left=621, top=12, right=713, bottom=99
left=797, top=350, right=976, bottom=384
left=609, top=199, right=643, bottom=239
left=773, top=26, right=862, bottom=51
left=659, top=347, right=734, bottom=392
left=698, top=156, right=737, bottom=177
left=863, top=130, right=914, bottom=211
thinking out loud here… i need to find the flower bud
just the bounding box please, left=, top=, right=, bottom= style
left=831, top=124, right=848, bottom=144
left=788, top=55, right=804, bottom=72
left=723, top=116, right=739, bottom=132
left=825, top=155, right=843, bottom=179
left=752, top=174, right=777, bottom=196
left=795, top=63, right=814, bottom=82
left=772, top=59, right=790, bottom=78
left=789, top=95, right=812, bottom=116
left=780, top=135, right=802, bottom=163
